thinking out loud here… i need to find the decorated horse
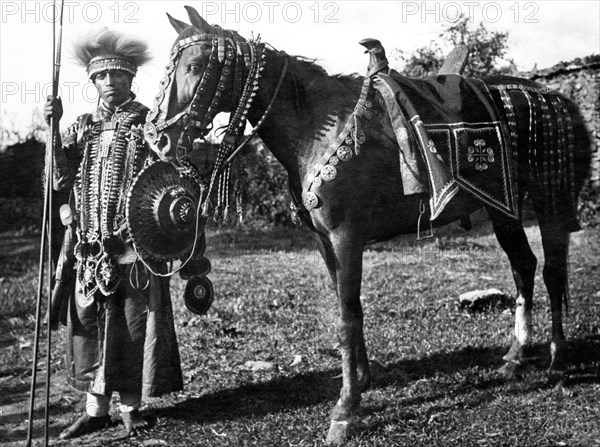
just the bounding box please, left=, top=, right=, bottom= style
left=138, top=7, right=591, bottom=445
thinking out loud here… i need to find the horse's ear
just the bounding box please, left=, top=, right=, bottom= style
left=184, top=5, right=214, bottom=33
left=167, top=13, right=189, bottom=34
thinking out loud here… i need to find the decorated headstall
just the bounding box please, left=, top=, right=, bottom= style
left=142, top=25, right=287, bottom=220
left=143, top=28, right=264, bottom=160
left=128, top=27, right=278, bottom=314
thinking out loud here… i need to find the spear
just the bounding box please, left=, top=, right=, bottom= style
left=26, top=1, right=64, bottom=445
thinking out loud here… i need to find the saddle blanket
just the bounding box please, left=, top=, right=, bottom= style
left=373, top=70, right=518, bottom=220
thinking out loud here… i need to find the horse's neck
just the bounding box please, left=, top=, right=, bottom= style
left=248, top=52, right=361, bottom=194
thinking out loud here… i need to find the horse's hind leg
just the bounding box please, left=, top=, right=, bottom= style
left=487, top=207, right=537, bottom=378
left=538, top=221, right=570, bottom=384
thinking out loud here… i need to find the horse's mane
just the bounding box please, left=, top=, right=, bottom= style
left=267, top=54, right=362, bottom=142
left=285, top=55, right=363, bottom=99
left=170, top=29, right=364, bottom=97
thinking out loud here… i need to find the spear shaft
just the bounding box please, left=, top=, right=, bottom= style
left=26, top=1, right=64, bottom=445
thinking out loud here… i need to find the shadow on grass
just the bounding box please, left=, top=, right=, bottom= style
left=155, top=338, right=600, bottom=425
left=2, top=340, right=597, bottom=445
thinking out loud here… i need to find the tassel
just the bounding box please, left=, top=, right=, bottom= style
left=353, top=114, right=361, bottom=156
left=234, top=158, right=245, bottom=222
left=202, top=198, right=212, bottom=218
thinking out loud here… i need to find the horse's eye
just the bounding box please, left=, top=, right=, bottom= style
left=188, top=63, right=202, bottom=75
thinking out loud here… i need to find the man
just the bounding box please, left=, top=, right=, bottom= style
left=43, top=28, right=183, bottom=439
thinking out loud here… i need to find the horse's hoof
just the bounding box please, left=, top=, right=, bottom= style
left=498, top=361, right=519, bottom=379
left=326, top=420, right=350, bottom=445
left=502, top=341, right=523, bottom=364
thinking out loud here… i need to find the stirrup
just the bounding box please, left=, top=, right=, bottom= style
left=417, top=200, right=434, bottom=241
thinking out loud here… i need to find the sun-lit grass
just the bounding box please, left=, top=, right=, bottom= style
left=1, top=223, right=599, bottom=446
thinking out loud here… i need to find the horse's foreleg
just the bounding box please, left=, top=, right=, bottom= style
left=318, top=235, right=368, bottom=445
left=488, top=208, right=537, bottom=378
left=316, top=234, right=370, bottom=390
left=538, top=222, right=570, bottom=385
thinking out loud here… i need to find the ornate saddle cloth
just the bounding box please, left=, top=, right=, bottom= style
left=373, top=70, right=518, bottom=220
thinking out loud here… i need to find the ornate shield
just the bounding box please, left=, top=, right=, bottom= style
left=126, top=161, right=203, bottom=260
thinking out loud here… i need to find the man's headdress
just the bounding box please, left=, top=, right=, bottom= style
left=73, top=28, right=151, bottom=79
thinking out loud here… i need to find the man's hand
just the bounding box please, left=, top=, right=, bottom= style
left=44, top=96, right=63, bottom=125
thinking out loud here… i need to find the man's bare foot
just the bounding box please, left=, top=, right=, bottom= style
left=59, top=414, right=111, bottom=439
left=121, top=409, right=151, bottom=437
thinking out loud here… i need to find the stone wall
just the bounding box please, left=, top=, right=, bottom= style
left=528, top=55, right=600, bottom=187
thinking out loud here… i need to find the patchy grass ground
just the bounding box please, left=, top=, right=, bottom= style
left=1, top=220, right=599, bottom=446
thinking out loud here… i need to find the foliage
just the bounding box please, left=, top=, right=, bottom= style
left=392, top=16, right=516, bottom=78
left=578, top=184, right=600, bottom=228
left=0, top=197, right=43, bottom=234
left=0, top=108, right=47, bottom=152
left=234, top=138, right=293, bottom=228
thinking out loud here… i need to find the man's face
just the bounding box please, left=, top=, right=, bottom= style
left=94, top=70, right=132, bottom=108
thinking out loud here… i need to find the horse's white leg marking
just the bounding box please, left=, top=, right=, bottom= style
left=514, top=295, right=532, bottom=346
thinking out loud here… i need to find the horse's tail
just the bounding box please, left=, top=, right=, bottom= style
left=488, top=78, right=592, bottom=231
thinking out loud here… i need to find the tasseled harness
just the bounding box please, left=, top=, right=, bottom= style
left=143, top=27, right=288, bottom=220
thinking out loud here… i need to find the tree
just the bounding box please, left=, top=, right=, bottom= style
left=392, top=16, right=516, bottom=78
left=0, top=108, right=48, bottom=152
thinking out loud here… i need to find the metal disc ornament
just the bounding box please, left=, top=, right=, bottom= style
left=126, top=161, right=203, bottom=260
left=184, top=275, right=214, bottom=315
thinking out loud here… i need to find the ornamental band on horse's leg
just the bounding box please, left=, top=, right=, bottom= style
left=137, top=7, right=591, bottom=445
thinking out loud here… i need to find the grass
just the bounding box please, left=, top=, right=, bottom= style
left=0, top=220, right=599, bottom=446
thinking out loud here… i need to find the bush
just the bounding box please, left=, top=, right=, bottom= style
left=237, top=139, right=293, bottom=228
left=579, top=184, right=600, bottom=228
left=0, top=197, right=43, bottom=234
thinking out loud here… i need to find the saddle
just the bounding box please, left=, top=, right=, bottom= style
left=360, top=40, right=518, bottom=221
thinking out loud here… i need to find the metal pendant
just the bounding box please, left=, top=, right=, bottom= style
left=77, top=259, right=96, bottom=290
left=76, top=259, right=97, bottom=306
left=302, top=191, right=319, bottom=211
left=337, top=145, right=353, bottom=161
left=355, top=128, right=366, bottom=144
left=95, top=253, right=121, bottom=296
left=143, top=121, right=159, bottom=145
left=321, top=164, right=337, bottom=182
left=184, top=276, right=214, bottom=315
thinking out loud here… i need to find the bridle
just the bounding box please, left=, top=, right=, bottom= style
left=143, top=27, right=288, bottom=215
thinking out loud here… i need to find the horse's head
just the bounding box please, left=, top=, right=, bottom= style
left=144, top=6, right=264, bottom=165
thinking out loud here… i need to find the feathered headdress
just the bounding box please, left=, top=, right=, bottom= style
left=73, top=28, right=151, bottom=79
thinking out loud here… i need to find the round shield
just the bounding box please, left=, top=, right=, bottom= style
left=126, top=161, right=203, bottom=260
